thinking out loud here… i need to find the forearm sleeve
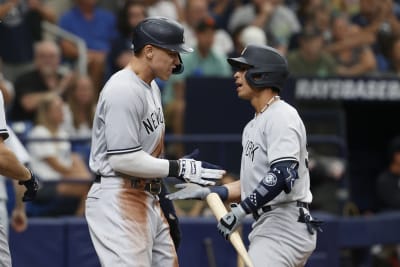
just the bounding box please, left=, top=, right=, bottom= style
left=240, top=160, right=299, bottom=214
left=109, top=150, right=175, bottom=178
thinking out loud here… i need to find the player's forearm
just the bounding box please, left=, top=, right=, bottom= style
left=0, top=143, right=31, bottom=181
left=109, top=150, right=172, bottom=178
left=13, top=180, right=25, bottom=211
left=224, top=180, right=241, bottom=202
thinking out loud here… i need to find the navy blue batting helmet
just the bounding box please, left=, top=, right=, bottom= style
left=132, top=17, right=193, bottom=74
left=227, top=44, right=289, bottom=91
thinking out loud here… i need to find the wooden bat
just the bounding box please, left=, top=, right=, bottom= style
left=206, top=193, right=254, bottom=267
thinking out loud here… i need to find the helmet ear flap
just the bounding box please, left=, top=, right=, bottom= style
left=172, top=54, right=184, bottom=74
left=245, top=69, right=269, bottom=89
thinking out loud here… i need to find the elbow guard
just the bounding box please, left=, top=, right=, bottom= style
left=240, top=160, right=299, bottom=214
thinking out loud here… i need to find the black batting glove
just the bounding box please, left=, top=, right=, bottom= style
left=18, top=168, right=39, bottom=202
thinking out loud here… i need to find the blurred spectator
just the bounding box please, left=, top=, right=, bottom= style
left=330, top=14, right=377, bottom=76
left=58, top=0, right=117, bottom=94
left=376, top=136, right=400, bottom=211
left=144, top=0, right=180, bottom=21
left=61, top=75, right=96, bottom=139
left=386, top=37, right=400, bottom=76
left=182, top=0, right=234, bottom=56
left=108, top=0, right=147, bottom=75
left=208, top=0, right=237, bottom=30
left=228, top=0, right=301, bottom=55
left=373, top=136, right=400, bottom=267
left=308, top=148, right=346, bottom=214
left=26, top=93, right=92, bottom=217
left=229, top=25, right=268, bottom=58
left=9, top=40, right=75, bottom=122
left=0, top=0, right=57, bottom=82
left=163, top=16, right=232, bottom=158
left=350, top=0, right=400, bottom=71
left=287, top=25, right=337, bottom=77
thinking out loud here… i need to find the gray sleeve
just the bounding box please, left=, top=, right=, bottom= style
left=266, top=114, right=300, bottom=165
left=104, top=88, right=143, bottom=155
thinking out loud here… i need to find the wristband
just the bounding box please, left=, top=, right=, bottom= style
left=210, top=185, right=228, bottom=201
left=168, top=160, right=180, bottom=177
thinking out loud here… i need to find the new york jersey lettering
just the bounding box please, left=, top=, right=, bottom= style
left=142, top=107, right=164, bottom=134
left=244, top=140, right=259, bottom=162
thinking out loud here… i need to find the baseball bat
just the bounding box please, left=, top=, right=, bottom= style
left=205, top=193, right=254, bottom=267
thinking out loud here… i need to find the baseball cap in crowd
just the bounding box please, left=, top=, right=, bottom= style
left=195, top=16, right=217, bottom=32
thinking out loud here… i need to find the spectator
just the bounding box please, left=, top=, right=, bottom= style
left=9, top=40, right=75, bottom=122
left=350, top=0, right=400, bottom=71
left=26, top=93, right=92, bottom=217
left=62, top=75, right=96, bottom=139
left=330, top=14, right=377, bottom=76
left=0, top=0, right=57, bottom=82
left=228, top=0, right=301, bottom=55
left=163, top=16, right=232, bottom=158
left=108, top=0, right=147, bottom=75
left=229, top=25, right=268, bottom=58
left=386, top=37, right=400, bottom=76
left=376, top=136, right=400, bottom=211
left=58, top=0, right=117, bottom=94
left=287, top=25, right=337, bottom=77
left=182, top=0, right=234, bottom=56
left=144, top=0, right=180, bottom=21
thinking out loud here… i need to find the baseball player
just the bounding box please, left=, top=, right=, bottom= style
left=0, top=91, right=39, bottom=267
left=167, top=44, right=322, bottom=267
left=85, top=17, right=225, bottom=267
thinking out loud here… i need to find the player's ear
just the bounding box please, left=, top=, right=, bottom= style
left=144, top=45, right=153, bottom=60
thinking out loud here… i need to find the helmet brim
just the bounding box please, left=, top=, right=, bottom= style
left=227, top=57, right=253, bottom=68
left=162, top=43, right=193, bottom=53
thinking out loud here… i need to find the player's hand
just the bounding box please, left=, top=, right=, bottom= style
left=18, top=168, right=39, bottom=202
left=11, top=209, right=28, bottom=233
left=177, top=158, right=225, bottom=186
left=217, top=203, right=247, bottom=240
left=166, top=183, right=211, bottom=200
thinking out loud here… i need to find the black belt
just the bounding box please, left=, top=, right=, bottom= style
left=94, top=175, right=162, bottom=195
left=253, top=201, right=309, bottom=221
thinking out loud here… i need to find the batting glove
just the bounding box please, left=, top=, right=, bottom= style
left=18, top=168, right=39, bottom=202
left=177, top=158, right=225, bottom=186
left=166, top=183, right=211, bottom=200
left=217, top=203, right=247, bottom=240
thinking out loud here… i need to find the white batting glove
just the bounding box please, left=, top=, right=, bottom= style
left=166, top=183, right=211, bottom=200
left=178, top=158, right=225, bottom=186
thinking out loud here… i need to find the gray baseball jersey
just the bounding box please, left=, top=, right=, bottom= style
left=89, top=68, right=165, bottom=177
left=240, top=98, right=316, bottom=267
left=86, top=68, right=177, bottom=267
left=240, top=98, right=312, bottom=205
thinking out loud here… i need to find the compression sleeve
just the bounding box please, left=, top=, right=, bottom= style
left=240, top=160, right=299, bottom=214
left=109, top=150, right=178, bottom=178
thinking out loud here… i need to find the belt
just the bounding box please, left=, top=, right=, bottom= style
left=253, top=201, right=309, bottom=221
left=94, top=175, right=162, bottom=195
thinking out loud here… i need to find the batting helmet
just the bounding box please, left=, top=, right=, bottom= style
left=132, top=17, right=193, bottom=74
left=227, top=44, right=289, bottom=91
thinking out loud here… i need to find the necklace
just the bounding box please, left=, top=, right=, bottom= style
left=260, top=95, right=280, bottom=113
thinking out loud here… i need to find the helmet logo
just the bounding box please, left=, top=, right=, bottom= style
left=241, top=47, right=247, bottom=56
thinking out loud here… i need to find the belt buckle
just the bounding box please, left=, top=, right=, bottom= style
left=148, top=182, right=161, bottom=195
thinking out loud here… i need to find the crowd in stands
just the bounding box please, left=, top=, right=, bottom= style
left=0, top=0, right=399, bottom=224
